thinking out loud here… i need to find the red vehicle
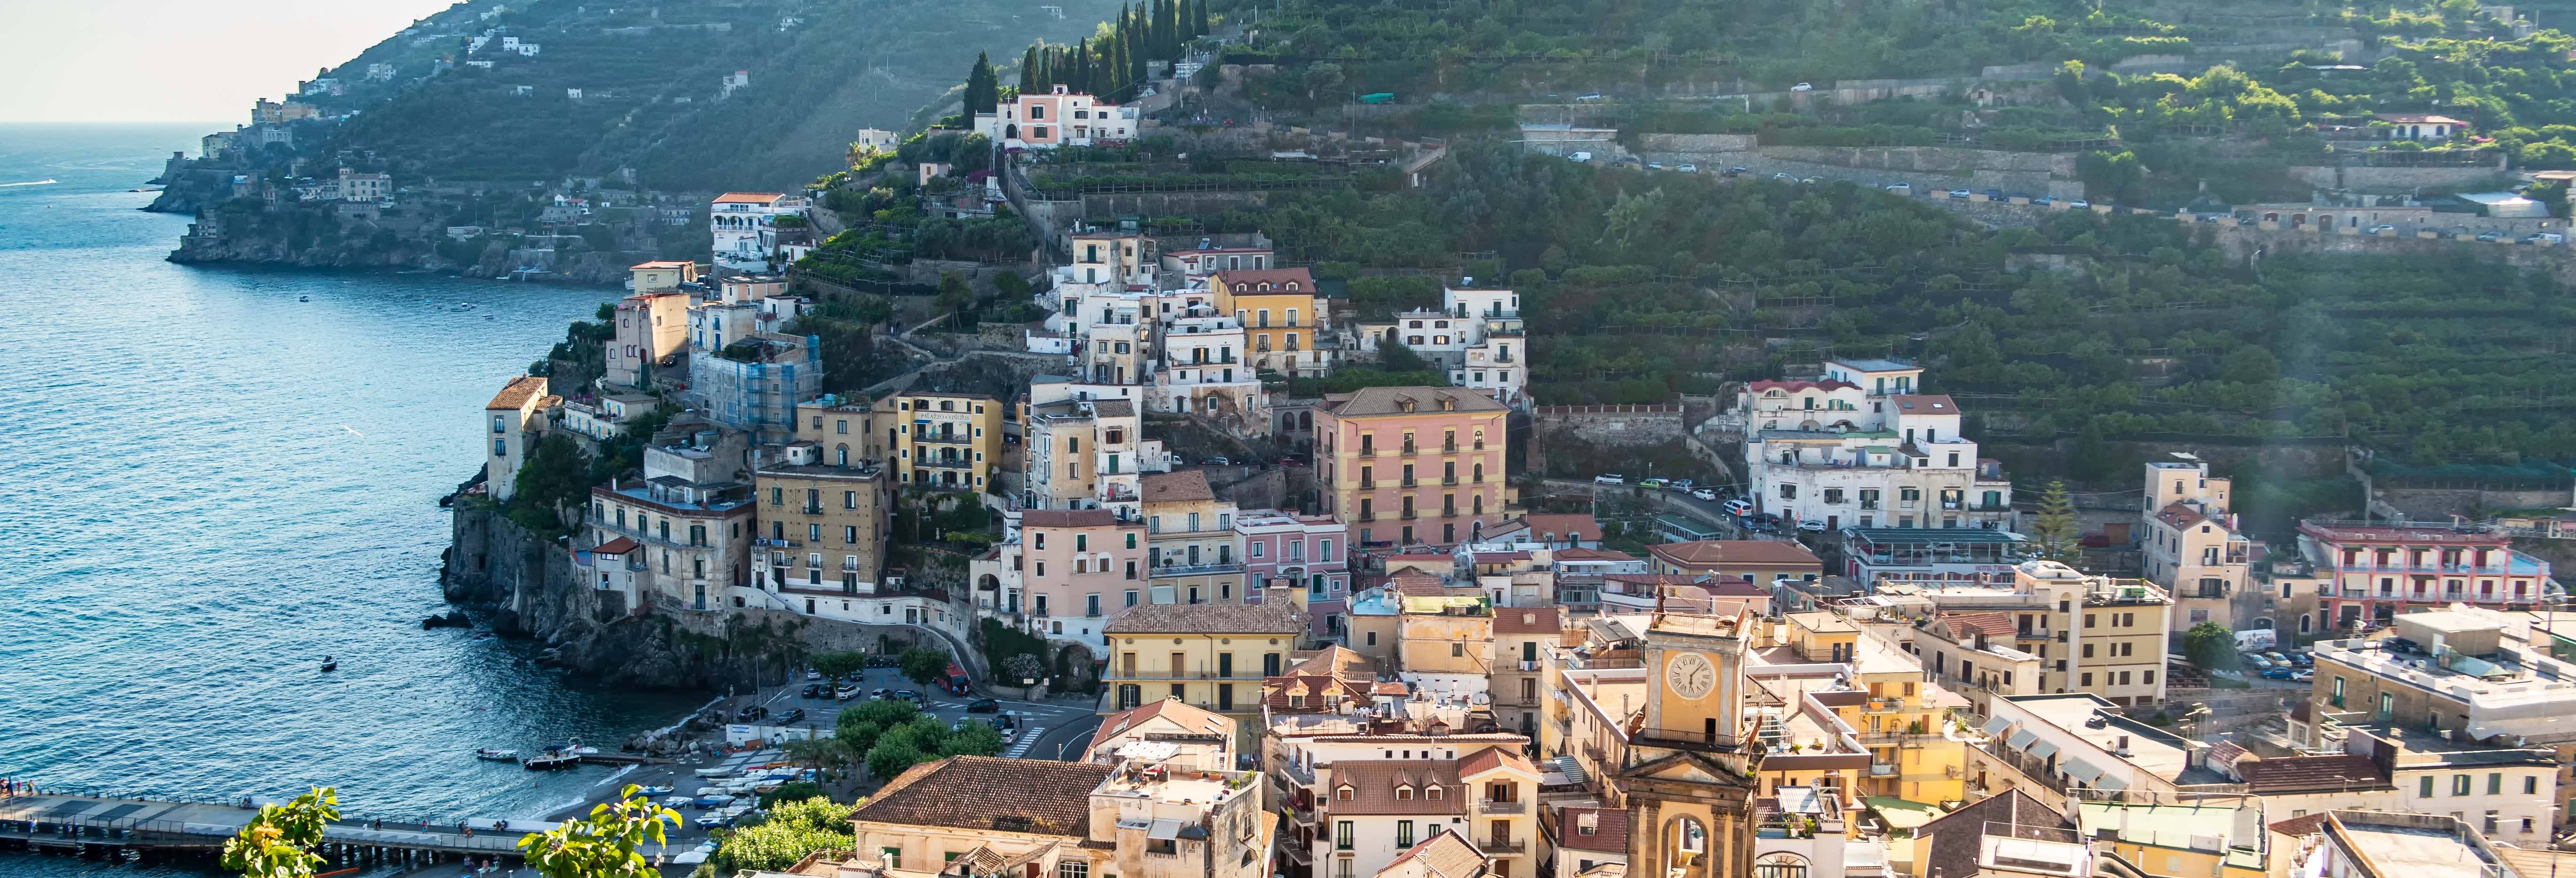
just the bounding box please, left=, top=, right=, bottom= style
left=943, top=663, right=972, bottom=695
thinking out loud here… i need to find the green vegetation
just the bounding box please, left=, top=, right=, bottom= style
left=833, top=698, right=1003, bottom=781
left=520, top=785, right=681, bottom=878
left=2182, top=622, right=2242, bottom=670
left=707, top=796, right=853, bottom=875
left=2029, top=481, right=2080, bottom=562
left=1011, top=0, right=1211, bottom=103
left=897, top=647, right=950, bottom=685
left=222, top=788, right=337, bottom=878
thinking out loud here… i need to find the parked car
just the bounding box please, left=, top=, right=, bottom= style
left=833, top=685, right=863, bottom=702
left=2262, top=666, right=2297, bottom=680
left=2529, top=232, right=2566, bottom=244
left=1677, top=163, right=1699, bottom=173
left=1884, top=183, right=1911, bottom=193
left=799, top=683, right=826, bottom=699
left=869, top=687, right=892, bottom=700
left=1948, top=189, right=1972, bottom=199
left=2199, top=213, right=2224, bottom=223
left=2478, top=231, right=2505, bottom=242
left=1279, top=456, right=1305, bottom=466
left=1637, top=477, right=1668, bottom=489
left=994, top=713, right=1020, bottom=731
left=2068, top=199, right=2091, bottom=209
left=2290, top=669, right=2315, bottom=682
left=1201, top=456, right=1231, bottom=466
left=1645, top=162, right=1664, bottom=170
left=1576, top=93, right=1605, bottom=102
left=966, top=698, right=1000, bottom=713
left=805, top=670, right=822, bottom=681
left=1796, top=519, right=1827, bottom=532
left=1569, top=151, right=1594, bottom=162
left=1790, top=82, right=1814, bottom=91
left=1800, top=177, right=1821, bottom=184
left=1772, top=172, right=1795, bottom=181
left=2030, top=196, right=2053, bottom=206
left=1594, top=474, right=1626, bottom=485
left=2245, top=656, right=2275, bottom=670
left=1981, top=189, right=2004, bottom=200
left=1723, top=499, right=1755, bottom=516
left=1692, top=488, right=1719, bottom=501
left=892, top=690, right=923, bottom=703
left=774, top=708, right=806, bottom=725
left=2368, top=224, right=2397, bottom=234
left=735, top=705, right=767, bottom=722
left=1668, top=478, right=1694, bottom=490
left=2264, top=652, right=2290, bottom=666
left=1725, top=167, right=1749, bottom=177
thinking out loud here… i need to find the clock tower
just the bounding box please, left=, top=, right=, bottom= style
left=1641, top=607, right=1750, bottom=748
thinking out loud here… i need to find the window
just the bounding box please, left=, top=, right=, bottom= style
left=2528, top=776, right=2540, bottom=795
left=1058, top=862, right=1088, bottom=878
left=2454, top=774, right=2472, bottom=796
left=2423, top=776, right=2437, bottom=798
left=2489, top=773, right=2503, bottom=795
left=1451, top=642, right=1464, bottom=657
left=1335, top=821, right=1354, bottom=850
left=1395, top=821, right=1414, bottom=847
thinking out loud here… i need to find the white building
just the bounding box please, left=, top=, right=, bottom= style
left=2140, top=455, right=2251, bottom=631
left=337, top=168, right=390, bottom=202
left=1355, top=289, right=1528, bottom=407
left=560, top=392, right=658, bottom=443
left=483, top=375, right=556, bottom=502
left=1739, top=358, right=2015, bottom=532
left=972, top=84, right=1137, bottom=149
left=708, top=192, right=810, bottom=273
left=1151, top=313, right=1264, bottom=422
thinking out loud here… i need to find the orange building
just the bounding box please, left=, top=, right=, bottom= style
left=1314, top=387, right=1510, bottom=550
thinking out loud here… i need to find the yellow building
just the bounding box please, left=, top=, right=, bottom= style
left=1209, top=267, right=1327, bottom=377
left=1396, top=593, right=1496, bottom=698
left=1102, top=602, right=1307, bottom=714
left=1777, top=613, right=1972, bottom=804
left=888, top=391, right=1003, bottom=490
left=796, top=396, right=883, bottom=467
left=2073, top=800, right=2276, bottom=878
left=752, top=453, right=891, bottom=607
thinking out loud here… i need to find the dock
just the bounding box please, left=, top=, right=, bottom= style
left=0, top=790, right=659, bottom=868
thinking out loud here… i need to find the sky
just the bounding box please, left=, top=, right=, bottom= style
left=0, top=0, right=457, bottom=124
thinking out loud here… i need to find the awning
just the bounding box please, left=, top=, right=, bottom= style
left=1147, top=818, right=1185, bottom=840
left=2090, top=773, right=2129, bottom=793
left=2007, top=729, right=2039, bottom=751
left=2061, top=757, right=2105, bottom=786
left=2026, top=740, right=2061, bottom=761
left=1980, top=716, right=2014, bottom=736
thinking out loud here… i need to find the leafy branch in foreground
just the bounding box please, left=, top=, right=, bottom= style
left=520, top=785, right=682, bottom=878
left=222, top=787, right=339, bottom=878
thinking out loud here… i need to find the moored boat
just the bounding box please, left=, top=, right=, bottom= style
left=476, top=748, right=519, bottom=761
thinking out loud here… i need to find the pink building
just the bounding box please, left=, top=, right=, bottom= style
left=1315, top=387, right=1512, bottom=550
left=973, top=85, right=1138, bottom=150
left=2301, top=521, right=2553, bottom=632
left=1237, top=510, right=1350, bottom=636
left=1020, top=509, right=1147, bottom=634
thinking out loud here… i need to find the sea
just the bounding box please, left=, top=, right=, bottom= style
left=0, top=124, right=705, bottom=876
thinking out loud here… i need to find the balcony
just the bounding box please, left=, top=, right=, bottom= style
left=1401, top=478, right=1418, bottom=488
left=1360, top=480, right=1377, bottom=489
left=800, top=505, right=823, bottom=515
left=1479, top=799, right=1527, bottom=815
left=912, top=433, right=976, bottom=445
left=1476, top=839, right=1526, bottom=855
left=1280, top=761, right=1317, bottom=785
left=1442, top=477, right=1458, bottom=486
left=1152, top=562, right=1245, bottom=577
left=1869, top=762, right=1898, bottom=777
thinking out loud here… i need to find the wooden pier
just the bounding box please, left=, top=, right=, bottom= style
left=0, top=791, right=640, bottom=868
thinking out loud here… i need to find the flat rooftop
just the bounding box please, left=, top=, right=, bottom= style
left=2338, top=821, right=2495, bottom=878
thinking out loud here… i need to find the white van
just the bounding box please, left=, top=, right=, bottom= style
left=1569, top=151, right=1594, bottom=162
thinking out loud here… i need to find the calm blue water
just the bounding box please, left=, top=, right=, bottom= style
left=0, top=124, right=701, bottom=875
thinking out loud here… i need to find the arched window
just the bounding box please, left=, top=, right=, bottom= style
left=1755, top=853, right=1810, bottom=878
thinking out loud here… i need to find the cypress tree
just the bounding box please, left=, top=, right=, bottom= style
left=1161, top=0, right=1179, bottom=56
left=965, top=51, right=997, bottom=115
left=1074, top=39, right=1091, bottom=94
left=1018, top=45, right=1038, bottom=92
left=1190, top=0, right=1206, bottom=39
left=1196, top=0, right=1209, bottom=38
left=1129, top=23, right=1148, bottom=91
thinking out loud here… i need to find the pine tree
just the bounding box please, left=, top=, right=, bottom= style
left=2031, top=480, right=2081, bottom=564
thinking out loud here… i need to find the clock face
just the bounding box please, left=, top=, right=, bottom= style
left=1665, top=652, right=1716, bottom=700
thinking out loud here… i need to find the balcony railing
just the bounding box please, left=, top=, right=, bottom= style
left=800, top=505, right=823, bottom=515
left=1869, top=763, right=1899, bottom=777
left=1476, top=839, right=1526, bottom=855
left=1479, top=799, right=1527, bottom=815
left=1280, top=761, right=1317, bottom=785
left=1152, top=562, right=1245, bottom=577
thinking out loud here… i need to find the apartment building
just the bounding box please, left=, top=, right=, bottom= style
left=1153, top=312, right=1264, bottom=427
left=1239, top=511, right=1350, bottom=634
left=2297, top=520, right=2553, bottom=634
left=973, top=84, right=1138, bottom=149
left=1143, top=470, right=1245, bottom=604
left=1209, top=267, right=1327, bottom=378
left=793, top=395, right=881, bottom=467
left=1084, top=697, right=1239, bottom=770
left=751, top=451, right=889, bottom=612
left=587, top=416, right=755, bottom=612
left=1644, top=540, right=1824, bottom=587
left=1774, top=612, right=1974, bottom=804
left=1395, top=594, right=1495, bottom=700
left=2239, top=722, right=2559, bottom=845
left=708, top=191, right=809, bottom=273
left=559, top=391, right=656, bottom=445
left=1266, top=719, right=1538, bottom=878
left=1374, top=831, right=1490, bottom=878
left=1164, top=242, right=1275, bottom=282
left=887, top=391, right=1004, bottom=490
left=2140, top=456, right=2252, bottom=631
left=1876, top=561, right=2174, bottom=706
left=1437, top=287, right=1526, bottom=406
left=1907, top=609, right=2045, bottom=715
left=1316, top=387, right=1511, bottom=550
left=686, top=274, right=785, bottom=353
left=1963, top=693, right=2225, bottom=809
left=1102, top=602, right=1308, bottom=714
left=605, top=290, right=689, bottom=390
left=628, top=259, right=698, bottom=293
left=845, top=755, right=1268, bottom=878
left=1023, top=390, right=1159, bottom=518
left=482, top=375, right=558, bottom=503
left=2071, top=799, right=2274, bottom=878
left=1490, top=608, right=1564, bottom=737
left=1737, top=358, right=2014, bottom=531
left=686, top=331, right=818, bottom=445
left=1018, top=508, right=1146, bottom=638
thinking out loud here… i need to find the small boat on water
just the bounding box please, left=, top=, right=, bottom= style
left=476, top=749, right=520, bottom=761
left=319, top=656, right=337, bottom=672
left=523, top=741, right=588, bottom=770
left=298, top=295, right=310, bottom=302
left=638, top=785, right=675, bottom=796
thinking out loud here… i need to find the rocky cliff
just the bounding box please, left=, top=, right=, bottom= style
left=443, top=502, right=982, bottom=691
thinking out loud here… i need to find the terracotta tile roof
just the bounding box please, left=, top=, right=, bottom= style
left=1325, top=760, right=1467, bottom=815
left=1022, top=509, right=1120, bottom=528
left=713, top=192, right=789, bottom=203
left=1936, top=611, right=2017, bottom=642
left=1493, top=607, right=1563, bottom=635
left=1103, top=601, right=1307, bottom=635
left=1092, top=398, right=1135, bottom=417
left=2155, top=502, right=2211, bottom=529
left=1210, top=267, right=1318, bottom=294
left=1456, top=747, right=1538, bottom=779
left=1088, top=697, right=1234, bottom=759
left=1554, top=806, right=1630, bottom=854
left=1321, top=387, right=1510, bottom=418
left=1889, top=394, right=1958, bottom=414
left=1647, top=540, right=1822, bottom=568
left=1917, top=789, right=2071, bottom=878
left=590, top=536, right=640, bottom=556
left=2268, top=812, right=2332, bottom=838
left=1289, top=645, right=1375, bottom=678
left=2239, top=754, right=2390, bottom=794
left=486, top=375, right=548, bottom=410
left=1263, top=672, right=1372, bottom=713
left=848, top=756, right=1113, bottom=836
left=1513, top=513, right=1600, bottom=541
left=1380, top=829, right=1488, bottom=878
left=1387, top=572, right=1451, bottom=596
left=630, top=260, right=694, bottom=269
left=1142, top=469, right=1216, bottom=503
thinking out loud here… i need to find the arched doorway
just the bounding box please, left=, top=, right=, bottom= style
left=1665, top=815, right=1711, bottom=878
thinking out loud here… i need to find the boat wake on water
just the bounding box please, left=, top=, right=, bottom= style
left=0, top=179, right=60, bottom=188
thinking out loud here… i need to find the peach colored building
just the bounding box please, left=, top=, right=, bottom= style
left=973, top=84, right=1138, bottom=149
left=1020, top=508, right=1148, bottom=633
left=1315, top=387, right=1510, bottom=551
